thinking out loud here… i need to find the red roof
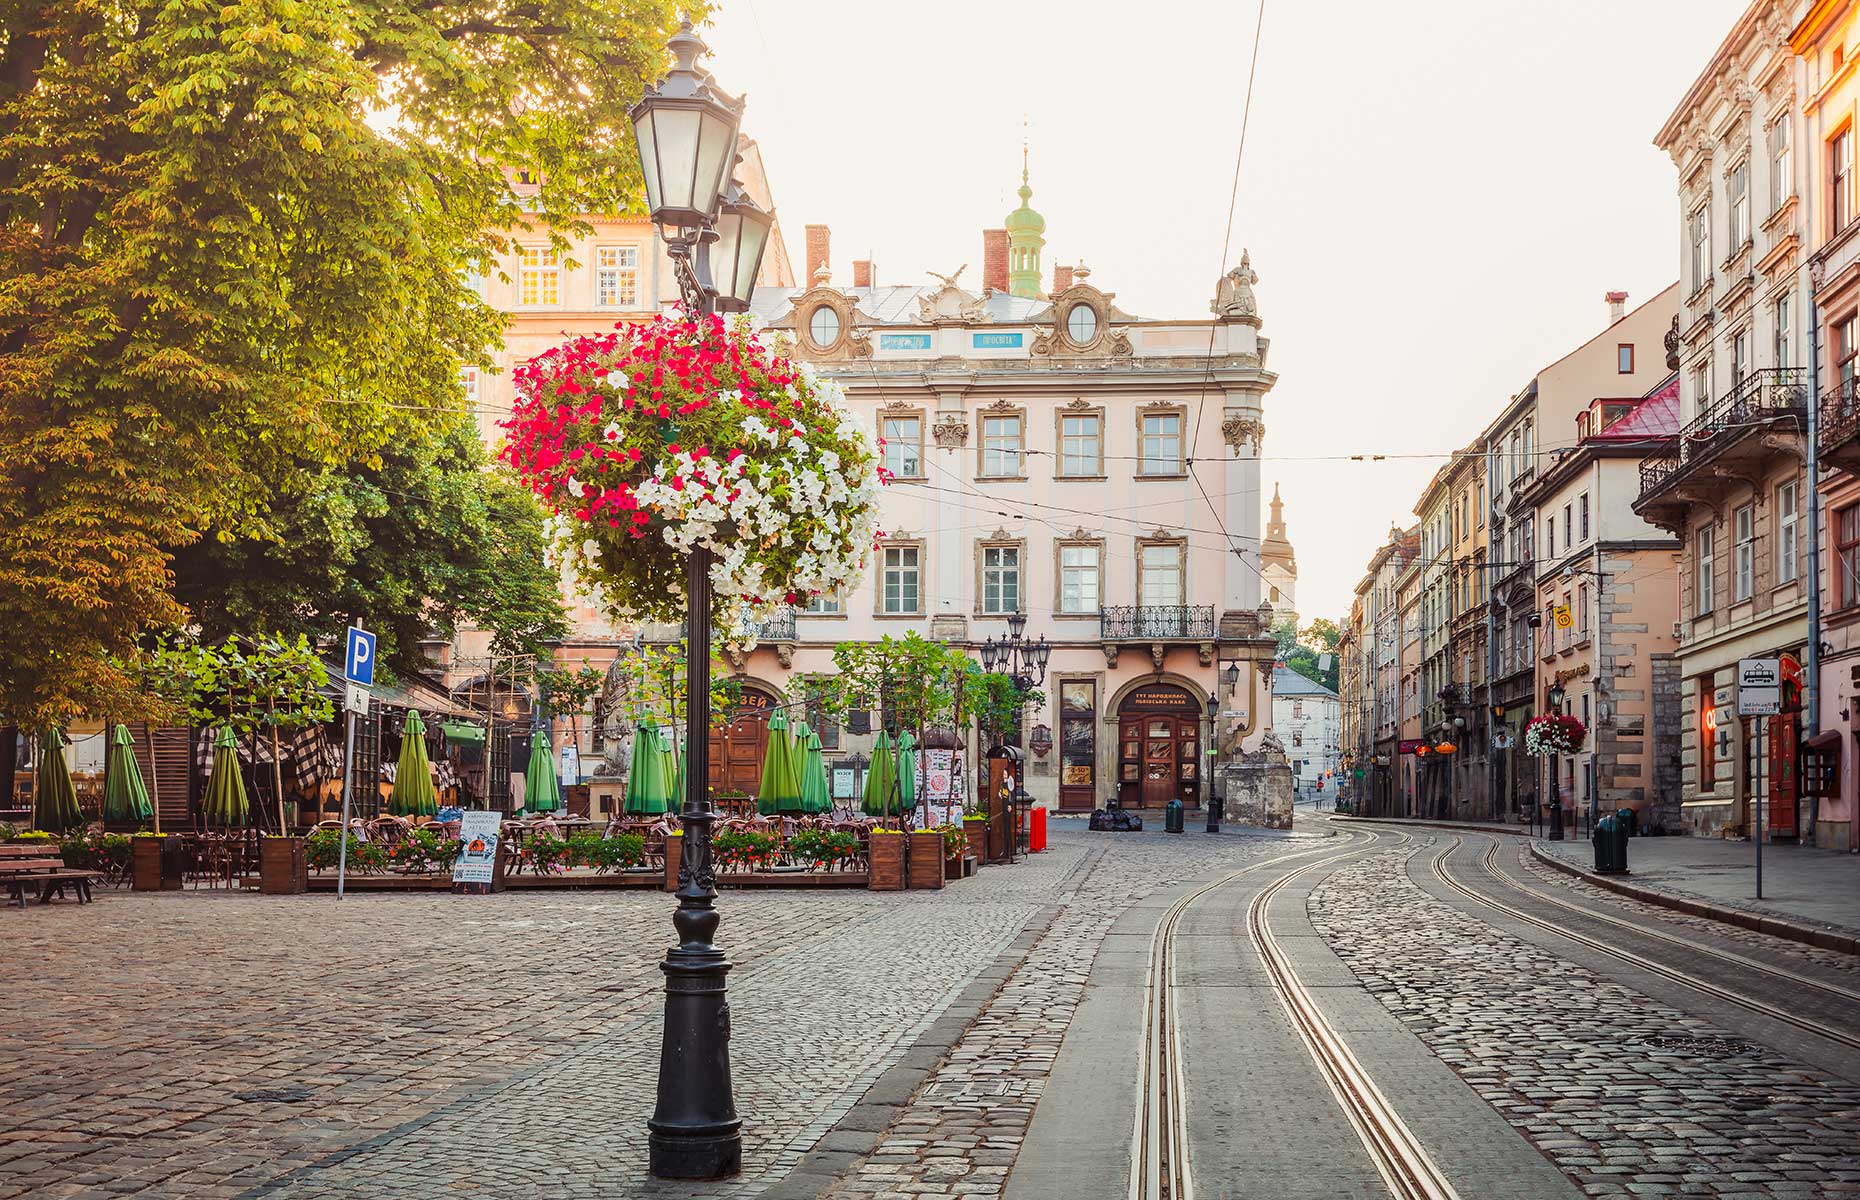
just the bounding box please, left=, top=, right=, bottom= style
left=1589, top=373, right=1679, bottom=441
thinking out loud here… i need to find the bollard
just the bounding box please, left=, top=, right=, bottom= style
left=1165, top=798, right=1185, bottom=834
left=1206, top=791, right=1223, bottom=834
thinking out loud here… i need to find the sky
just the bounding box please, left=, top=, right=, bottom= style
left=701, top=0, right=1751, bottom=624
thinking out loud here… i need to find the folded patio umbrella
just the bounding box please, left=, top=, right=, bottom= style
left=103, top=724, right=153, bottom=824
left=798, top=725, right=831, bottom=815
left=202, top=726, right=249, bottom=827
left=33, top=728, right=83, bottom=833
left=386, top=710, right=438, bottom=816
left=897, top=731, right=919, bottom=816
left=758, top=711, right=804, bottom=815
left=625, top=724, right=673, bottom=815
left=524, top=728, right=561, bottom=814
left=663, top=731, right=683, bottom=812
left=861, top=729, right=898, bottom=819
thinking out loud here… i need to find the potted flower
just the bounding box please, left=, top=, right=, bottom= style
left=132, top=832, right=185, bottom=891
left=1523, top=713, right=1587, bottom=757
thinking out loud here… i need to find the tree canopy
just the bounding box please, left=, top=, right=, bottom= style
left=0, top=0, right=695, bottom=727
left=1274, top=617, right=1341, bottom=693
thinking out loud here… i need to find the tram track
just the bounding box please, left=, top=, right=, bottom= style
left=1429, top=835, right=1860, bottom=1053
left=1130, top=827, right=1461, bottom=1200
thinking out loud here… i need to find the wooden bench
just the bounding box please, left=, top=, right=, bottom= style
left=0, top=843, right=100, bottom=907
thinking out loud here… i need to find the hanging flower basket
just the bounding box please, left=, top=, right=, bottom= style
left=1523, top=713, right=1586, bottom=757
left=500, top=313, right=884, bottom=629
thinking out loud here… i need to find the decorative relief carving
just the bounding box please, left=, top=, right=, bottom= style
left=1107, top=330, right=1133, bottom=358
left=982, top=398, right=1016, bottom=411
left=847, top=330, right=874, bottom=358
left=1065, top=398, right=1093, bottom=410
left=915, top=267, right=990, bottom=324
left=1221, top=415, right=1265, bottom=454
left=931, top=415, right=969, bottom=448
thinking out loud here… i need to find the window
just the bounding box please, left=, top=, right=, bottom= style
left=1833, top=127, right=1854, bottom=235
left=1617, top=344, right=1634, bottom=374
left=1729, top=159, right=1750, bottom=248
left=1772, top=116, right=1793, bottom=212
left=979, top=544, right=1022, bottom=615
left=1058, top=543, right=1102, bottom=614
left=1692, top=361, right=1711, bottom=411
left=518, top=246, right=559, bottom=305
left=1734, top=504, right=1754, bottom=601
left=1138, top=411, right=1184, bottom=476
left=880, top=413, right=923, bottom=479
left=1058, top=412, right=1103, bottom=477
left=1732, top=327, right=1750, bottom=386
left=1546, top=518, right=1555, bottom=560
left=1778, top=480, right=1799, bottom=585
left=1688, top=204, right=1711, bottom=290
left=1775, top=294, right=1793, bottom=369
left=1841, top=315, right=1858, bottom=388
left=880, top=545, right=921, bottom=614
left=1509, top=430, right=1522, bottom=482
left=1698, top=679, right=1717, bottom=788
left=1579, top=492, right=1590, bottom=543
left=1059, top=681, right=1097, bottom=797
left=1563, top=503, right=1572, bottom=549
left=1697, top=524, right=1716, bottom=615
left=595, top=246, right=639, bottom=308
left=808, top=305, right=841, bottom=348
left=460, top=366, right=479, bottom=404
left=1840, top=505, right=1860, bottom=608
left=802, top=589, right=843, bottom=614
left=1138, top=542, right=1184, bottom=608
left=1066, top=304, right=1098, bottom=344
left=1476, top=482, right=1485, bottom=527
left=1577, top=583, right=1589, bottom=633
left=981, top=413, right=1024, bottom=477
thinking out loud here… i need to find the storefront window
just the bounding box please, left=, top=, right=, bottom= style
left=1059, top=682, right=1096, bottom=807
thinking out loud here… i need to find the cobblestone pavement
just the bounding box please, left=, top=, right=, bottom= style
left=0, top=845, right=1085, bottom=1200
left=823, top=826, right=1322, bottom=1200
left=1310, top=836, right=1860, bottom=1198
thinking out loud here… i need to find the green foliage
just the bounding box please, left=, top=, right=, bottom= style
left=607, top=641, right=739, bottom=732
left=565, top=832, right=645, bottom=872
left=962, top=664, right=1042, bottom=745
left=305, top=829, right=386, bottom=873
left=521, top=834, right=574, bottom=874
left=386, top=828, right=456, bottom=874
left=538, top=664, right=606, bottom=722
left=713, top=828, right=780, bottom=871
left=59, top=832, right=132, bottom=876
left=168, top=420, right=568, bottom=677
left=1276, top=618, right=1341, bottom=693
left=141, top=635, right=334, bottom=735
left=816, top=633, right=970, bottom=733
left=0, top=0, right=697, bottom=726
left=935, top=823, right=965, bottom=860
left=788, top=827, right=859, bottom=868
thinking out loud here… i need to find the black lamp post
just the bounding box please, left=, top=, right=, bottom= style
left=1544, top=681, right=1567, bottom=842
left=980, top=612, right=1050, bottom=694
left=629, top=21, right=772, bottom=1182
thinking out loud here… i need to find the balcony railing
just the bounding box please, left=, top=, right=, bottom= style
left=1638, top=367, right=1806, bottom=500
left=659, top=606, right=798, bottom=644
left=1100, top=605, right=1216, bottom=640
left=1820, top=378, right=1860, bottom=463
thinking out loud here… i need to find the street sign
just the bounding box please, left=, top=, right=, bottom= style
left=1737, top=658, right=1782, bottom=717
left=345, top=627, right=377, bottom=685
left=1552, top=604, right=1573, bottom=630
left=345, top=683, right=370, bottom=715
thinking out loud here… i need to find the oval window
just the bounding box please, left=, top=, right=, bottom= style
left=809, top=305, right=841, bottom=347
left=1066, top=304, right=1098, bottom=344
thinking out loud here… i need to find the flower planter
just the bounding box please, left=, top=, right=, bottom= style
left=131, top=837, right=184, bottom=891
left=964, top=818, right=987, bottom=867
left=907, top=831, right=945, bottom=891
left=664, top=833, right=682, bottom=892
left=259, top=837, right=307, bottom=895
left=868, top=832, right=906, bottom=891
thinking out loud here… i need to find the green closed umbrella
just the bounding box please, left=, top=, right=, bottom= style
left=33, top=729, right=83, bottom=833
left=202, top=726, right=249, bottom=827
left=896, top=731, right=919, bottom=818
left=798, top=725, right=831, bottom=815
left=387, top=710, right=438, bottom=816
left=524, top=728, right=561, bottom=814
left=758, top=711, right=804, bottom=815
left=625, top=724, right=673, bottom=815
left=861, top=729, right=898, bottom=819
left=663, top=731, right=683, bottom=811
left=103, top=724, right=153, bottom=824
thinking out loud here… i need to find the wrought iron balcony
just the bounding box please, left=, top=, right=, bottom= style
left=1637, top=367, right=1806, bottom=503
left=1099, top=605, right=1216, bottom=640
left=654, top=607, right=797, bottom=645
left=1820, top=378, right=1860, bottom=472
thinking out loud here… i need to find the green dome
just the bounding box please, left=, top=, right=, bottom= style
left=1005, top=179, right=1044, bottom=234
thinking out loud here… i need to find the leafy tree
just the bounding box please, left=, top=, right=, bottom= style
left=605, top=641, right=740, bottom=764
left=537, top=662, right=604, bottom=751
left=0, top=0, right=695, bottom=727
left=1277, top=618, right=1341, bottom=693
left=168, top=417, right=567, bottom=676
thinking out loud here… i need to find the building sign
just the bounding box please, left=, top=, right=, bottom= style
left=452, top=811, right=502, bottom=886
left=1554, top=663, right=1591, bottom=685
left=1552, top=604, right=1573, bottom=630
left=879, top=332, right=933, bottom=351
left=735, top=690, right=774, bottom=712
left=832, top=767, right=856, bottom=799
left=1397, top=738, right=1426, bottom=755
left=971, top=332, right=1024, bottom=349
left=1122, top=686, right=1197, bottom=713
left=1737, top=658, right=1782, bottom=717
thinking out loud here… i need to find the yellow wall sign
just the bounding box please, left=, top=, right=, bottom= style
left=1552, top=604, right=1574, bottom=629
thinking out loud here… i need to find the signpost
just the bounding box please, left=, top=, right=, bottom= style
left=335, top=622, right=374, bottom=900
left=1736, top=658, right=1781, bottom=899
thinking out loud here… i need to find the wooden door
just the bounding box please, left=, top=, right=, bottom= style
left=1140, top=716, right=1176, bottom=808
left=1769, top=715, right=1799, bottom=837
left=707, top=699, right=770, bottom=800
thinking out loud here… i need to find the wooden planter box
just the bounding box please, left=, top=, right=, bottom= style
left=907, top=831, right=945, bottom=891
left=964, top=819, right=987, bottom=867
left=131, top=837, right=184, bottom=892
left=868, top=833, right=906, bottom=891
left=259, top=837, right=307, bottom=895
left=664, top=834, right=682, bottom=892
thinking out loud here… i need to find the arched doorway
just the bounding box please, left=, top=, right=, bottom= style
left=708, top=685, right=777, bottom=800
left=1115, top=683, right=1201, bottom=809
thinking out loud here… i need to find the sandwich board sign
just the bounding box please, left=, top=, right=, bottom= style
left=453, top=811, right=503, bottom=891
left=1736, top=658, right=1781, bottom=717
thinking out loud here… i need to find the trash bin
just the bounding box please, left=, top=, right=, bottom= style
left=1615, top=806, right=1638, bottom=839
left=1591, top=813, right=1616, bottom=873
left=1030, top=806, right=1047, bottom=853
left=1165, top=798, right=1185, bottom=834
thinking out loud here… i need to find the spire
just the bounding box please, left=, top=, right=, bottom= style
left=1261, top=481, right=1296, bottom=575
left=1268, top=482, right=1285, bottom=537
left=1005, top=126, right=1045, bottom=299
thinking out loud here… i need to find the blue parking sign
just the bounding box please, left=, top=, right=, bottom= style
left=345, top=627, right=377, bottom=686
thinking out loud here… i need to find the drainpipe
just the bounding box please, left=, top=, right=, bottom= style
left=1806, top=83, right=1825, bottom=846
left=1486, top=440, right=1500, bottom=821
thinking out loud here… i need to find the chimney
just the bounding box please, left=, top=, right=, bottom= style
left=1605, top=290, right=1628, bottom=325
left=983, top=229, right=1009, bottom=292
left=805, top=224, right=831, bottom=289
left=852, top=259, right=872, bottom=289
left=1053, top=263, right=1074, bottom=293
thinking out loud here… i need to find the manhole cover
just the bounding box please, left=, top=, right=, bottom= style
left=233, top=1085, right=316, bottom=1104
left=1638, top=1034, right=1759, bottom=1057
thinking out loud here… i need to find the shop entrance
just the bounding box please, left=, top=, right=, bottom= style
left=1115, top=684, right=1201, bottom=809
left=708, top=687, right=775, bottom=801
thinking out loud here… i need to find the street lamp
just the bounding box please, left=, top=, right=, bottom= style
left=630, top=20, right=772, bottom=1182
left=980, top=619, right=1048, bottom=693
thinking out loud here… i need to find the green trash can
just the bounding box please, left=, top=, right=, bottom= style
left=1165, top=798, right=1185, bottom=834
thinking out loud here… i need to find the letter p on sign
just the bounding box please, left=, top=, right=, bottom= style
left=345, top=627, right=377, bottom=686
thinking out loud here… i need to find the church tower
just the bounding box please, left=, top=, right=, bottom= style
left=1005, top=148, right=1045, bottom=298
left=1260, top=482, right=1298, bottom=625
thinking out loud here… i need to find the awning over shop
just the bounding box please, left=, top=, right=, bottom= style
left=440, top=721, right=487, bottom=745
